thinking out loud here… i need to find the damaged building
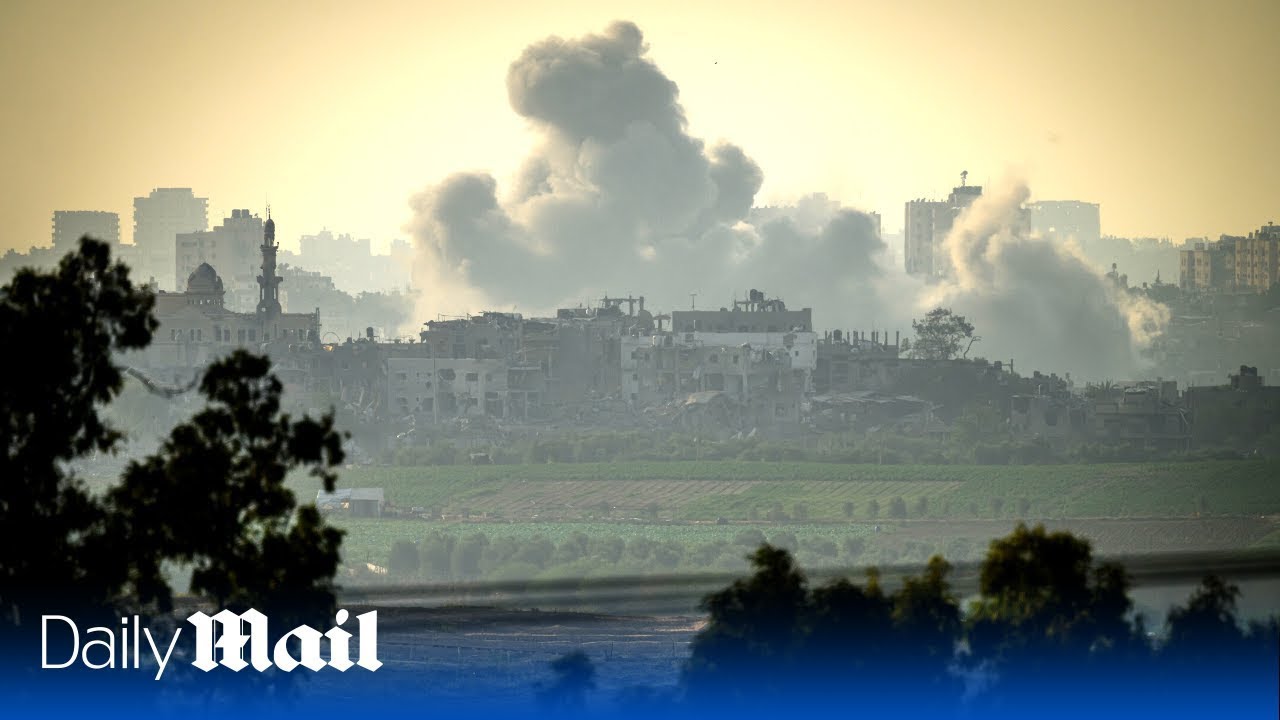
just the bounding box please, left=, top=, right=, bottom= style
left=813, top=329, right=903, bottom=395
left=1184, top=366, right=1280, bottom=448
left=622, top=290, right=813, bottom=435
left=1086, top=379, right=1190, bottom=450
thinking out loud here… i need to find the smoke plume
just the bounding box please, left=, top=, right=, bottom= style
left=408, top=21, right=1167, bottom=380
left=408, top=21, right=891, bottom=322
left=923, top=181, right=1170, bottom=379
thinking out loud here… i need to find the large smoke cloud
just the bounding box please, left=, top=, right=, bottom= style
left=923, top=181, right=1169, bottom=379
left=408, top=21, right=891, bottom=322
left=408, top=20, right=1166, bottom=380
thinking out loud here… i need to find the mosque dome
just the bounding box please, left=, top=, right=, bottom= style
left=186, top=263, right=224, bottom=294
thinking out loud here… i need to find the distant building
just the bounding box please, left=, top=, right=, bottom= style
left=903, top=172, right=983, bottom=278
left=1234, top=222, right=1280, bottom=293
left=1027, top=200, right=1100, bottom=249
left=1087, top=380, right=1190, bottom=450
left=1176, top=222, right=1278, bottom=294
left=670, top=289, right=812, bottom=333
left=133, top=188, right=208, bottom=290
left=175, top=209, right=265, bottom=312
left=1185, top=366, right=1280, bottom=448
left=127, top=212, right=319, bottom=374
left=1179, top=239, right=1235, bottom=292
left=813, top=329, right=902, bottom=395
left=315, top=488, right=385, bottom=517
left=52, top=210, right=119, bottom=250
left=904, top=199, right=948, bottom=277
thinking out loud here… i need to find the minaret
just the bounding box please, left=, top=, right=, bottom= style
left=256, top=206, right=283, bottom=317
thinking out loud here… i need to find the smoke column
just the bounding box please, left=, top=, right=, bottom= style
left=408, top=21, right=1167, bottom=380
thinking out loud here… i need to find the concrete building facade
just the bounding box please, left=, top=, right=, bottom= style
left=175, top=209, right=265, bottom=312
left=1027, top=200, right=1101, bottom=249
left=132, top=188, right=208, bottom=290
left=52, top=210, right=119, bottom=250
left=903, top=176, right=984, bottom=278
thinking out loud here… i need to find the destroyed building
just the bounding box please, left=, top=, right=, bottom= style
left=1086, top=379, right=1190, bottom=450
left=1184, top=366, right=1280, bottom=448
left=813, top=329, right=902, bottom=395
left=622, top=291, right=812, bottom=435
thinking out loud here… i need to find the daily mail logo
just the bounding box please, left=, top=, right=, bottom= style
left=41, top=609, right=381, bottom=679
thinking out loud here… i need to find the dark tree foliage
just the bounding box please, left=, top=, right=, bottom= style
left=0, top=238, right=346, bottom=699
left=680, top=526, right=1278, bottom=717
left=108, top=350, right=345, bottom=625
left=536, top=650, right=597, bottom=716
left=389, top=540, right=422, bottom=577
left=0, top=237, right=156, bottom=627
left=684, top=545, right=962, bottom=711
left=910, top=306, right=977, bottom=360
left=967, top=523, right=1138, bottom=672
left=683, top=545, right=808, bottom=706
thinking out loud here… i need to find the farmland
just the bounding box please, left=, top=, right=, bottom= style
left=312, top=460, right=1280, bottom=521
left=295, top=460, right=1280, bottom=583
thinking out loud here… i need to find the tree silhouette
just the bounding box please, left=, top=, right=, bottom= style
left=0, top=238, right=346, bottom=700
left=680, top=526, right=1277, bottom=715
left=0, top=237, right=156, bottom=632
left=109, top=350, right=345, bottom=624
left=536, top=650, right=597, bottom=715
left=910, top=307, right=978, bottom=360
left=962, top=523, right=1143, bottom=713
left=683, top=545, right=807, bottom=707
left=684, top=546, right=964, bottom=711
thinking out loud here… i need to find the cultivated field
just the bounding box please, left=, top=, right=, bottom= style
left=280, top=460, right=1280, bottom=579
left=315, top=460, right=1280, bottom=521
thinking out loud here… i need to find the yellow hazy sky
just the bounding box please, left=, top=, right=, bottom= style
left=1, top=0, right=1277, bottom=253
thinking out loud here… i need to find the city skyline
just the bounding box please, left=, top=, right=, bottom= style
left=2, top=0, right=1278, bottom=255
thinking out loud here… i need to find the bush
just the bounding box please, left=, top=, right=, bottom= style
left=388, top=540, right=420, bottom=577
left=842, top=537, right=865, bottom=559
left=889, top=496, right=908, bottom=519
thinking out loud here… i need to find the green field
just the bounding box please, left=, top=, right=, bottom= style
left=306, top=460, right=1280, bottom=522
left=331, top=517, right=877, bottom=567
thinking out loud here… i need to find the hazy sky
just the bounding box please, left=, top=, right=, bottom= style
left=2, top=0, right=1276, bottom=254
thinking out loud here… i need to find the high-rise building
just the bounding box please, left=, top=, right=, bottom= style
left=904, top=199, right=948, bottom=277
left=1235, top=222, right=1280, bottom=293
left=133, top=188, right=208, bottom=290
left=1027, top=200, right=1101, bottom=249
left=1178, top=240, right=1235, bottom=292
left=175, top=209, right=264, bottom=312
left=904, top=172, right=983, bottom=278
left=1177, top=223, right=1279, bottom=294
left=51, top=210, right=119, bottom=250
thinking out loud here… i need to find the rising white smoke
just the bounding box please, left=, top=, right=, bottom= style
left=407, top=21, right=894, bottom=325
left=407, top=21, right=1167, bottom=380
left=923, top=180, right=1170, bottom=379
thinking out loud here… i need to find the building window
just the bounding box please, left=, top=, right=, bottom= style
left=465, top=372, right=479, bottom=382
